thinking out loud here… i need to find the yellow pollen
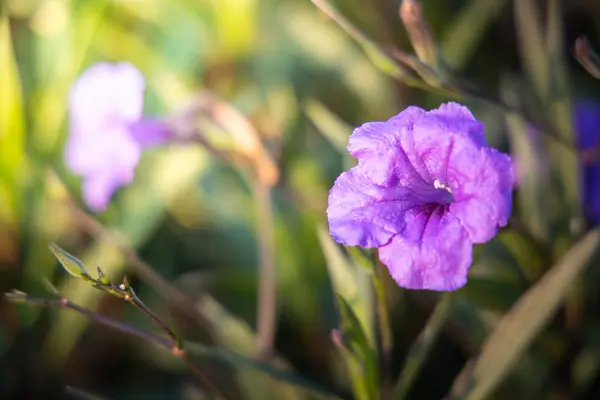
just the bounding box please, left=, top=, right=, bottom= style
left=433, top=179, right=452, bottom=194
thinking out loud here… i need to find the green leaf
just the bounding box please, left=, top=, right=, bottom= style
left=335, top=294, right=379, bottom=400
left=317, top=226, right=374, bottom=346
left=392, top=293, right=453, bottom=399
left=504, top=109, right=550, bottom=244
left=450, top=229, right=600, bottom=400
left=310, top=0, right=409, bottom=80
left=48, top=243, right=93, bottom=281
left=304, top=99, right=351, bottom=155
left=45, top=147, right=205, bottom=363
left=544, top=0, right=581, bottom=231
left=514, top=0, right=549, bottom=99
left=441, top=0, right=506, bottom=70
left=0, top=14, right=25, bottom=228
left=96, top=266, right=111, bottom=285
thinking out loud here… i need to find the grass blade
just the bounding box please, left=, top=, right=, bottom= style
left=450, top=229, right=600, bottom=400
left=392, top=294, right=453, bottom=399
left=335, top=294, right=380, bottom=400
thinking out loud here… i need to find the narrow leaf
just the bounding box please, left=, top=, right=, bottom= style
left=392, top=293, right=453, bottom=399
left=96, top=266, right=111, bottom=285
left=48, top=243, right=92, bottom=281
left=0, top=14, right=25, bottom=228
left=514, top=0, right=549, bottom=99
left=545, top=0, right=581, bottom=229
left=450, top=229, right=600, bottom=400
left=441, top=0, right=505, bottom=69
left=317, top=226, right=374, bottom=346
left=336, top=294, right=379, bottom=400
left=304, top=99, right=352, bottom=155
left=504, top=108, right=550, bottom=244
left=310, top=0, right=409, bottom=80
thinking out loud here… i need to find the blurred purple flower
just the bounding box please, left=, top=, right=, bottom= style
left=327, top=103, right=514, bottom=291
left=574, top=99, right=600, bottom=223
left=65, top=62, right=171, bottom=212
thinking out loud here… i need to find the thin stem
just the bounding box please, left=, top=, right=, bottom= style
left=127, top=297, right=178, bottom=343
left=68, top=202, right=215, bottom=337
left=253, top=177, right=278, bottom=359
left=374, top=256, right=393, bottom=400
left=10, top=295, right=173, bottom=347
left=311, top=0, right=576, bottom=151
left=6, top=293, right=227, bottom=399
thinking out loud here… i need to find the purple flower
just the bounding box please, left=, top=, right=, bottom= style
left=327, top=103, right=515, bottom=291
left=574, top=99, right=600, bottom=223
left=65, top=62, right=171, bottom=212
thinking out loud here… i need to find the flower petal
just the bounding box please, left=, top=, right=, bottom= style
left=65, top=126, right=141, bottom=178
left=584, top=162, right=600, bottom=224
left=327, top=164, right=422, bottom=248
left=427, top=102, right=486, bottom=146
left=574, top=100, right=600, bottom=149
left=409, top=112, right=485, bottom=185
left=379, top=207, right=472, bottom=291
left=82, top=172, right=131, bottom=212
left=348, top=106, right=425, bottom=158
left=449, top=148, right=514, bottom=242
left=69, top=62, right=145, bottom=136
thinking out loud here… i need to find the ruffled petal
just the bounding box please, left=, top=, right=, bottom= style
left=348, top=106, right=425, bottom=158
left=379, top=207, right=472, bottom=291
left=408, top=112, right=485, bottom=186
left=449, top=148, right=514, bottom=242
left=327, top=164, right=423, bottom=248
left=69, top=62, right=145, bottom=136
left=427, top=102, right=486, bottom=146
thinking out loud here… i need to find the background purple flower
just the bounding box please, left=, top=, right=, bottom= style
left=66, top=62, right=171, bottom=212
left=327, top=103, right=514, bottom=291
left=574, top=99, right=600, bottom=223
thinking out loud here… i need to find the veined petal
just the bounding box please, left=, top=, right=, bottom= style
left=379, top=208, right=472, bottom=291
left=410, top=115, right=485, bottom=186
left=449, top=148, right=514, bottom=242
left=427, top=102, right=486, bottom=146
left=327, top=164, right=421, bottom=248
left=348, top=106, right=425, bottom=158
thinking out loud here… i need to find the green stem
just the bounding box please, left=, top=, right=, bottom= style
left=253, top=178, right=278, bottom=359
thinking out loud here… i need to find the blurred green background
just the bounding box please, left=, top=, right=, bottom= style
left=3, top=0, right=600, bottom=399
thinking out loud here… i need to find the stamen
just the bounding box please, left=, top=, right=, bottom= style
left=433, top=179, right=452, bottom=194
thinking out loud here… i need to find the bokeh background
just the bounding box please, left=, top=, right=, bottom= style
left=3, top=0, right=600, bottom=399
